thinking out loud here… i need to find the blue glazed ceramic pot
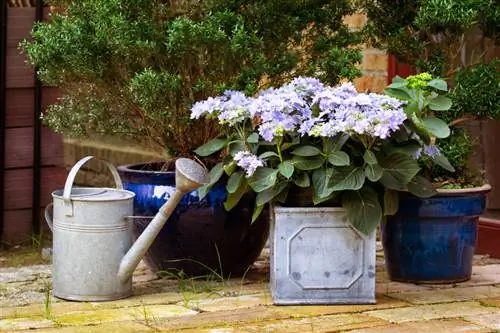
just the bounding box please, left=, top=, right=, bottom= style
left=117, top=162, right=269, bottom=277
left=382, top=185, right=491, bottom=284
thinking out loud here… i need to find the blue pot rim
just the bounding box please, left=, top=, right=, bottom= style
left=117, top=161, right=174, bottom=175
left=434, top=184, right=491, bottom=197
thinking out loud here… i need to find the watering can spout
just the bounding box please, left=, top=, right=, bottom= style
left=117, top=158, right=208, bottom=283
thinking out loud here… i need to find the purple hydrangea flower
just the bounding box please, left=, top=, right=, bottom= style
left=233, top=151, right=265, bottom=177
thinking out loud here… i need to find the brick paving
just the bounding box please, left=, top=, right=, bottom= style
left=1, top=247, right=500, bottom=332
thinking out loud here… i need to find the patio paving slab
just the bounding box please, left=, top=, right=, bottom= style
left=2, top=248, right=500, bottom=332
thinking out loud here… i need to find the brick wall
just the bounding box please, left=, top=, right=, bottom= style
left=344, top=12, right=388, bottom=93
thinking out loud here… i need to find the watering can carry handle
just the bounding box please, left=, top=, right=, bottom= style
left=44, top=203, right=54, bottom=232
left=63, top=156, right=124, bottom=216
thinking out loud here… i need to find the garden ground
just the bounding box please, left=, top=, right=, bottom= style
left=1, top=245, right=500, bottom=332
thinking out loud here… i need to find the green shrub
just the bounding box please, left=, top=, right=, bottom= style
left=22, top=0, right=362, bottom=159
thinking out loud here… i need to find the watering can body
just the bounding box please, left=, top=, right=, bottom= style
left=46, top=157, right=135, bottom=301
left=46, top=156, right=208, bottom=302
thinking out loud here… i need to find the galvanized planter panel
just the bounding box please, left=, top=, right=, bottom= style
left=270, top=206, right=376, bottom=305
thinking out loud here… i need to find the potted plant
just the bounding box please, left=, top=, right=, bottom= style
left=21, top=0, right=363, bottom=276
left=361, top=0, right=499, bottom=282
left=382, top=72, right=493, bottom=283
left=191, top=76, right=445, bottom=304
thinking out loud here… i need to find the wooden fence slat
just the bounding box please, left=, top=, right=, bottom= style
left=5, top=126, right=64, bottom=168
left=4, top=166, right=66, bottom=210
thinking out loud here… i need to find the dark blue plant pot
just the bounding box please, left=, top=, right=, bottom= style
left=381, top=185, right=491, bottom=284
left=117, top=162, right=269, bottom=277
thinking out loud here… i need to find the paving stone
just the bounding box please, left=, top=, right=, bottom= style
left=346, top=319, right=491, bottom=333
left=270, top=295, right=409, bottom=318
left=52, top=304, right=197, bottom=326
left=376, top=281, right=434, bottom=294
left=464, top=313, right=500, bottom=329
left=23, top=321, right=154, bottom=332
left=185, top=294, right=270, bottom=312
left=389, top=286, right=500, bottom=305
left=1, top=301, right=95, bottom=319
left=366, top=301, right=499, bottom=323
left=0, top=318, right=55, bottom=331
left=480, top=297, right=500, bottom=307
left=175, top=313, right=388, bottom=333
left=153, top=306, right=291, bottom=331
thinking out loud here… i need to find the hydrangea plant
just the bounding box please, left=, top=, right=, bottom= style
left=191, top=77, right=453, bottom=235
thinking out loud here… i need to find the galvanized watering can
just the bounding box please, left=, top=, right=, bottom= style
left=45, top=156, right=207, bottom=301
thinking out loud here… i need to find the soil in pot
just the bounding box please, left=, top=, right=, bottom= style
left=117, top=162, right=269, bottom=277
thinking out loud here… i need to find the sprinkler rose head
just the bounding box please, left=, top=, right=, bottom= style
left=175, top=158, right=209, bottom=193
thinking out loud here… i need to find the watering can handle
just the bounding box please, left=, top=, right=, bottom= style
left=44, top=203, right=54, bottom=232
left=63, top=156, right=124, bottom=216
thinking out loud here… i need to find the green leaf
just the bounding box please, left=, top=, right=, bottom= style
left=259, top=151, right=279, bottom=159
left=247, top=133, right=259, bottom=143
left=278, top=161, right=294, bottom=179
left=281, top=136, right=300, bottom=151
left=251, top=204, right=265, bottom=223
left=343, top=186, right=382, bottom=235
left=328, top=151, right=350, bottom=166
left=226, top=171, right=244, bottom=194
left=405, top=101, right=421, bottom=116
left=433, top=154, right=456, bottom=172
left=384, top=87, right=412, bottom=101
left=223, top=162, right=236, bottom=176
left=387, top=81, right=408, bottom=89
left=407, top=175, right=437, bottom=198
left=428, top=95, right=452, bottom=111
left=275, top=185, right=290, bottom=203
left=363, top=150, right=377, bottom=165
left=383, top=189, right=399, bottom=215
left=207, top=162, right=224, bottom=185
left=291, top=145, right=322, bottom=156
left=422, top=117, right=451, bottom=138
left=194, top=138, right=227, bottom=156
left=387, top=141, right=422, bottom=157
left=256, top=182, right=288, bottom=206
left=329, top=166, right=365, bottom=191
left=248, top=168, right=278, bottom=192
left=428, top=79, right=448, bottom=91
left=224, top=181, right=247, bottom=211
left=312, top=168, right=334, bottom=198
left=228, top=140, right=246, bottom=156
left=292, top=155, right=325, bottom=170
left=313, top=191, right=338, bottom=205
left=293, top=173, right=310, bottom=188
left=364, top=164, right=383, bottom=182
left=379, top=154, right=420, bottom=190
left=326, top=134, right=350, bottom=152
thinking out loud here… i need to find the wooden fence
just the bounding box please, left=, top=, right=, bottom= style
left=1, top=2, right=65, bottom=245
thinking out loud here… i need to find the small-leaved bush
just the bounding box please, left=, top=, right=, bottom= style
left=22, top=0, right=362, bottom=162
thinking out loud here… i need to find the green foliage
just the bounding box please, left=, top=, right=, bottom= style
left=385, top=74, right=452, bottom=142
left=362, top=0, right=499, bottom=188
left=443, top=60, right=500, bottom=123
left=22, top=0, right=362, bottom=158
left=361, top=0, right=500, bottom=75
left=191, top=77, right=452, bottom=235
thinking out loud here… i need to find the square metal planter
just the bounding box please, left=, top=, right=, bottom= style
left=270, top=206, right=376, bottom=305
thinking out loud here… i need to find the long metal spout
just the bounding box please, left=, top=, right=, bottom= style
left=117, top=159, right=207, bottom=283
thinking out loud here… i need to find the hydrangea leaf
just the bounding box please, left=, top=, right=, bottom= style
left=194, top=138, right=227, bottom=156
left=343, top=186, right=382, bottom=236
left=248, top=168, right=278, bottom=192
left=329, top=166, right=365, bottom=191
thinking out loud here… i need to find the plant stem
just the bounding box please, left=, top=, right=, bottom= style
left=277, top=136, right=284, bottom=163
